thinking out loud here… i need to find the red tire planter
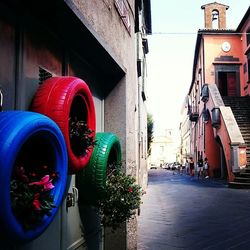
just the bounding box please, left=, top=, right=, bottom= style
left=0, top=111, right=68, bottom=243
left=31, top=76, right=96, bottom=174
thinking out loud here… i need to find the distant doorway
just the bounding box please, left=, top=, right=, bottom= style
left=218, top=72, right=237, bottom=96
left=215, top=64, right=240, bottom=97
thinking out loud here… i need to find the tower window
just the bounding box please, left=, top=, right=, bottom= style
left=212, top=10, right=219, bottom=29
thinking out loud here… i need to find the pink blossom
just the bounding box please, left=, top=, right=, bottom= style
left=32, top=193, right=41, bottom=210
left=29, top=175, right=55, bottom=191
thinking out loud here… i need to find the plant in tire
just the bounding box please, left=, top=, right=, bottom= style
left=10, top=164, right=59, bottom=230
left=69, top=117, right=96, bottom=156
left=96, top=169, right=144, bottom=230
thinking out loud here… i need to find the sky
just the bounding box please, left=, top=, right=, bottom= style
left=146, top=1, right=250, bottom=137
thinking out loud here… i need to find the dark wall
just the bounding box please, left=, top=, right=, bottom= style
left=0, top=4, right=16, bottom=110
left=0, top=0, right=125, bottom=111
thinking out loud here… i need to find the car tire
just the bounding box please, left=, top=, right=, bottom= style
left=0, top=111, right=68, bottom=243
left=77, top=132, right=122, bottom=204
left=31, top=76, right=96, bottom=174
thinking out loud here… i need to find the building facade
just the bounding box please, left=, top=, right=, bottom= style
left=181, top=2, right=250, bottom=183
left=0, top=0, right=151, bottom=249
left=150, top=130, right=179, bottom=167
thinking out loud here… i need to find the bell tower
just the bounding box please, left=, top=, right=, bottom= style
left=201, top=2, right=229, bottom=29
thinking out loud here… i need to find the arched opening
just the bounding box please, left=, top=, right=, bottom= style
left=204, top=113, right=221, bottom=178
left=215, top=136, right=228, bottom=179
left=212, top=9, right=219, bottom=29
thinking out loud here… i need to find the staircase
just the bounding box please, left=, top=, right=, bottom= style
left=222, top=96, right=250, bottom=188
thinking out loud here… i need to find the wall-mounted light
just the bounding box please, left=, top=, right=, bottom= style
left=211, top=107, right=220, bottom=128
left=201, top=84, right=209, bottom=103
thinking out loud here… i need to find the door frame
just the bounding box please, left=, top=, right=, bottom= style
left=214, top=64, right=241, bottom=97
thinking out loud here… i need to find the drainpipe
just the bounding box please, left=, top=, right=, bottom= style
left=136, top=31, right=141, bottom=187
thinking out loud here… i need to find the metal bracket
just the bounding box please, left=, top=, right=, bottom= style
left=66, top=185, right=79, bottom=208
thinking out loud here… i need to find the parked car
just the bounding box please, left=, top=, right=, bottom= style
left=150, top=164, right=157, bottom=169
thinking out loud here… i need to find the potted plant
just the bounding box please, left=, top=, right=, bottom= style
left=96, top=168, right=144, bottom=231
left=69, top=117, right=95, bottom=157
left=11, top=164, right=59, bottom=230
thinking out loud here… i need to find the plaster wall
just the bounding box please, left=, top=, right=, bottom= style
left=69, top=1, right=140, bottom=249
left=203, top=35, right=243, bottom=88
left=204, top=119, right=221, bottom=176
left=70, top=0, right=134, bottom=68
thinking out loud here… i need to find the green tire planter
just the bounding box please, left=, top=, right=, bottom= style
left=77, top=132, right=122, bottom=205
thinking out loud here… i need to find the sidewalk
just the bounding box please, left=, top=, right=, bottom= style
left=137, top=169, right=250, bottom=250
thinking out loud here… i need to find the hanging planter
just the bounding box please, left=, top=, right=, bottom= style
left=77, top=132, right=145, bottom=230
left=31, top=76, right=96, bottom=174
left=77, top=132, right=122, bottom=205
left=0, top=111, right=68, bottom=243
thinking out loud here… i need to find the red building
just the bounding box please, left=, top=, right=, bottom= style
left=182, top=2, right=250, bottom=185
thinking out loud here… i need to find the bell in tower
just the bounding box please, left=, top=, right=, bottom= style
left=201, top=2, right=229, bottom=29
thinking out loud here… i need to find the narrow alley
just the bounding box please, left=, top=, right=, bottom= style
left=137, top=169, right=250, bottom=250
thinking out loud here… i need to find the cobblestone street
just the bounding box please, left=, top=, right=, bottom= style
left=137, top=169, right=250, bottom=250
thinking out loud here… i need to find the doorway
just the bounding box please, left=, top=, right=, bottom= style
left=215, top=64, right=240, bottom=97
left=215, top=136, right=228, bottom=179
left=218, top=72, right=237, bottom=96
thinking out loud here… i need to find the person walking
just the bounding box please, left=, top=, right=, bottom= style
left=189, top=157, right=195, bottom=177
left=204, top=157, right=209, bottom=178
left=197, top=157, right=204, bottom=179
left=185, top=159, right=189, bottom=175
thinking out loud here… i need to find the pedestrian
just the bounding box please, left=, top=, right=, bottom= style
left=185, top=159, right=189, bottom=175
left=197, top=157, right=204, bottom=179
left=204, top=157, right=209, bottom=178
left=189, top=157, right=195, bottom=177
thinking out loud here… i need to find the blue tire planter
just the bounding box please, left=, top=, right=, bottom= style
left=0, top=111, right=68, bottom=243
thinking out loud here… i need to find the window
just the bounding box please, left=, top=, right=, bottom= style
left=212, top=10, right=219, bottom=29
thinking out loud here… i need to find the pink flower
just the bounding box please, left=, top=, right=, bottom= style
left=128, top=188, right=133, bottom=193
left=32, top=193, right=41, bottom=210
left=29, top=175, right=55, bottom=191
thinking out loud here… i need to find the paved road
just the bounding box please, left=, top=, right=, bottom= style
left=137, top=169, right=250, bottom=250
